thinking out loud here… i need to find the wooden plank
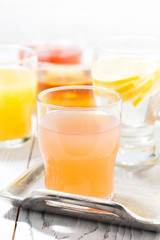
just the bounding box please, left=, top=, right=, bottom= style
left=15, top=208, right=160, bottom=240
left=0, top=138, right=34, bottom=240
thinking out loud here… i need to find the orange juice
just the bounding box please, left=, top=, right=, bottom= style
left=38, top=111, right=120, bottom=198
left=0, top=69, right=37, bottom=141
left=38, top=66, right=92, bottom=93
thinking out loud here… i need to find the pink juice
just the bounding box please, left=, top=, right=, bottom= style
left=38, top=111, right=120, bottom=198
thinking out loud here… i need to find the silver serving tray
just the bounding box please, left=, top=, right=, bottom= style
left=0, top=160, right=160, bottom=232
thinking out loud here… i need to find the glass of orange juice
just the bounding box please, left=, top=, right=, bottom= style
left=0, top=45, right=37, bottom=148
left=37, top=86, right=121, bottom=199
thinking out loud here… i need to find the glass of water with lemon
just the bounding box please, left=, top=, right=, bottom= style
left=92, top=37, right=160, bottom=167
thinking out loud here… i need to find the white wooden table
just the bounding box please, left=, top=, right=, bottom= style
left=0, top=137, right=160, bottom=240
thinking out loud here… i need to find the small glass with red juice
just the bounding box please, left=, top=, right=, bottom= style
left=29, top=40, right=92, bottom=103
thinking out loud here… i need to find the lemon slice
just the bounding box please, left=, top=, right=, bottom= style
left=132, top=81, right=155, bottom=106
left=115, top=82, right=135, bottom=94
left=94, top=75, right=139, bottom=89
left=94, top=77, right=145, bottom=100
left=132, top=72, right=160, bottom=106
left=121, top=78, right=148, bottom=101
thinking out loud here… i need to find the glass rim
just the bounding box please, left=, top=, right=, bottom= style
left=37, top=85, right=122, bottom=111
left=0, top=44, right=37, bottom=65
left=95, top=36, right=160, bottom=56
left=24, top=37, right=85, bottom=48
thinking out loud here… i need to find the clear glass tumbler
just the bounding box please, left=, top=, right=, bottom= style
left=92, top=37, right=160, bottom=167
left=0, top=45, right=37, bottom=148
left=37, top=86, right=121, bottom=199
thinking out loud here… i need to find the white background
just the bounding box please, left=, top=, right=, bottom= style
left=0, top=0, right=160, bottom=46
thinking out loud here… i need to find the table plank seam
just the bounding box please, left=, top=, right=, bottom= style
left=11, top=138, right=35, bottom=239
left=77, top=225, right=99, bottom=240
left=11, top=207, right=20, bottom=240
left=27, top=136, right=36, bottom=169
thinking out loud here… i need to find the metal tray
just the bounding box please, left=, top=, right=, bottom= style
left=0, top=159, right=160, bottom=232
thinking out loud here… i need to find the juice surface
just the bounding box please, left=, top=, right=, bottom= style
left=0, top=69, right=37, bottom=141
left=41, top=88, right=95, bottom=108
left=38, top=80, right=91, bottom=92
left=38, top=111, right=120, bottom=198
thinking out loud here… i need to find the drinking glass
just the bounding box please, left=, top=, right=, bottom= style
left=37, top=86, right=121, bottom=199
left=25, top=37, right=92, bottom=94
left=92, top=37, right=160, bottom=167
left=29, top=40, right=92, bottom=94
left=0, top=45, right=37, bottom=148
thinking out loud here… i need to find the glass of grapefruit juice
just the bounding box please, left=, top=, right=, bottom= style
left=37, top=86, right=121, bottom=199
left=0, top=45, right=37, bottom=148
